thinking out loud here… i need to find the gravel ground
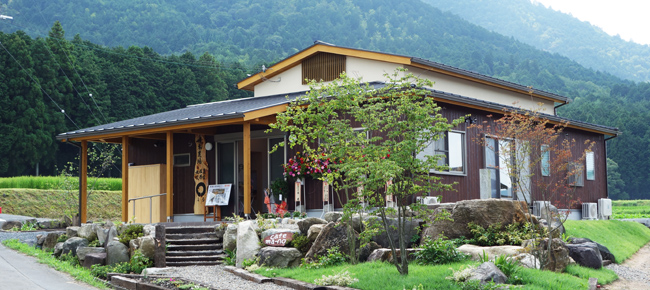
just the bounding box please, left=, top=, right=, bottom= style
left=606, top=263, right=650, bottom=286
left=0, top=230, right=49, bottom=245
left=155, top=265, right=294, bottom=290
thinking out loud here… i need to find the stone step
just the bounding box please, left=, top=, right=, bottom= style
left=167, top=244, right=221, bottom=251
left=166, top=255, right=226, bottom=262
left=166, top=249, right=224, bottom=257
left=165, top=260, right=223, bottom=267
left=165, top=226, right=216, bottom=234
left=166, top=238, right=221, bottom=245
left=165, top=233, right=218, bottom=240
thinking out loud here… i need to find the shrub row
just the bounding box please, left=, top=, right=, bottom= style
left=0, top=176, right=122, bottom=191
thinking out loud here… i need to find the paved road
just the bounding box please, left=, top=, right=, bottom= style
left=0, top=244, right=100, bottom=290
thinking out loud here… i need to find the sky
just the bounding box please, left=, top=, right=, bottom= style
left=532, top=0, right=650, bottom=46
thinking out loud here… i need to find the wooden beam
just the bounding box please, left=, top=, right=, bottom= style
left=243, top=104, right=287, bottom=121
left=185, top=128, right=219, bottom=135
left=251, top=115, right=277, bottom=125
left=243, top=122, right=251, bottom=215
left=130, top=133, right=167, bottom=140
left=166, top=131, right=174, bottom=221
left=80, top=140, right=88, bottom=224
left=121, top=136, right=129, bottom=222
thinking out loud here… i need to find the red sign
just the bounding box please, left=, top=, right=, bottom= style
left=263, top=232, right=295, bottom=247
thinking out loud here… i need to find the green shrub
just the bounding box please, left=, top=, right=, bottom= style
left=118, top=224, right=144, bottom=245
left=58, top=252, right=80, bottom=266
left=493, top=254, right=520, bottom=279
left=413, top=236, right=469, bottom=265
left=0, top=176, right=121, bottom=191
left=90, top=262, right=131, bottom=279
left=57, top=234, right=68, bottom=243
left=289, top=234, right=312, bottom=254
left=467, top=222, right=544, bottom=246
left=305, top=246, right=348, bottom=269
left=224, top=249, right=236, bottom=266
left=130, top=249, right=152, bottom=274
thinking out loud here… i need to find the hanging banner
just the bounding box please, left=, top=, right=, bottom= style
left=193, top=135, right=209, bottom=214
left=295, top=181, right=302, bottom=202
left=322, top=181, right=330, bottom=202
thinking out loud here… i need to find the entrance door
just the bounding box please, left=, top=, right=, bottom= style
left=217, top=142, right=237, bottom=216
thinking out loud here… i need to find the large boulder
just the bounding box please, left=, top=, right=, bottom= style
left=566, top=243, right=602, bottom=269
left=83, top=252, right=106, bottom=269
left=106, top=240, right=130, bottom=266
left=422, top=199, right=528, bottom=240
left=77, top=224, right=98, bottom=241
left=138, top=236, right=156, bottom=260
left=223, top=224, right=238, bottom=252
left=366, top=248, right=420, bottom=263
left=513, top=253, right=540, bottom=269
left=305, top=222, right=358, bottom=263
left=62, top=237, right=89, bottom=256
left=358, top=241, right=381, bottom=262
left=36, top=219, right=62, bottom=229
left=105, top=226, right=118, bottom=246
left=53, top=242, right=64, bottom=257
left=297, top=217, right=327, bottom=235
left=307, top=224, right=325, bottom=241
left=143, top=225, right=156, bottom=237
left=236, top=221, right=261, bottom=268
left=324, top=212, right=343, bottom=223
left=468, top=262, right=507, bottom=285
left=366, top=217, right=420, bottom=248
left=568, top=238, right=616, bottom=262
left=1, top=220, right=22, bottom=230
left=76, top=247, right=106, bottom=263
left=536, top=238, right=570, bottom=272
left=457, top=244, right=526, bottom=261
left=257, top=247, right=303, bottom=268
left=66, top=226, right=80, bottom=238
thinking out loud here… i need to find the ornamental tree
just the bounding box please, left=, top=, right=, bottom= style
left=270, top=68, right=463, bottom=275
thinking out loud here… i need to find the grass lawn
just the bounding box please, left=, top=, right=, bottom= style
left=0, top=176, right=121, bottom=191
left=564, top=219, right=650, bottom=262
left=612, top=199, right=650, bottom=219
left=254, top=260, right=617, bottom=290
left=2, top=239, right=109, bottom=289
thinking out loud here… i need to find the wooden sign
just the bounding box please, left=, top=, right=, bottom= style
left=322, top=181, right=329, bottom=202
left=263, top=232, right=295, bottom=247
left=294, top=181, right=301, bottom=202
left=194, top=135, right=209, bottom=214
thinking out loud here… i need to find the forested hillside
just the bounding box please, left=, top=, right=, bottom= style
left=422, top=0, right=650, bottom=83
left=0, top=0, right=648, bottom=199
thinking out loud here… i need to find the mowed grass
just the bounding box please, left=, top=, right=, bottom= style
left=0, top=176, right=122, bottom=191
left=612, top=199, right=650, bottom=219
left=0, top=189, right=121, bottom=221
left=564, top=219, right=650, bottom=262
left=254, top=260, right=616, bottom=289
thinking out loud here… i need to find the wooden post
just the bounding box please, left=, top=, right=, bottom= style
left=243, top=122, right=251, bottom=216
left=80, top=140, right=88, bottom=223
left=166, top=131, right=174, bottom=221
left=121, top=136, right=129, bottom=222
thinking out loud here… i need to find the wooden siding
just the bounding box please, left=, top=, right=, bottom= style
left=302, top=53, right=346, bottom=85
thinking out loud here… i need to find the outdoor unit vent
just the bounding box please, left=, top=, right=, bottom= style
left=582, top=203, right=598, bottom=220
left=417, top=196, right=440, bottom=205
left=598, top=198, right=613, bottom=220
left=533, top=201, right=550, bottom=217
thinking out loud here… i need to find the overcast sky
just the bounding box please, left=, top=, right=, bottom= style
left=533, top=0, right=650, bottom=46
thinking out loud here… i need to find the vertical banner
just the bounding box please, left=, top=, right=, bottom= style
left=357, top=183, right=364, bottom=203
left=294, top=181, right=302, bottom=202
left=386, top=179, right=393, bottom=207
left=193, top=135, right=209, bottom=214
left=322, top=181, right=329, bottom=202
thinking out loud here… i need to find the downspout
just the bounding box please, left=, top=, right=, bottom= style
left=64, top=141, right=83, bottom=226
left=554, top=101, right=569, bottom=115
left=603, top=133, right=618, bottom=199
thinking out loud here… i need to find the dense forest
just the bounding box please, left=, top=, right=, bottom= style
left=0, top=0, right=648, bottom=199
left=423, top=0, right=650, bottom=83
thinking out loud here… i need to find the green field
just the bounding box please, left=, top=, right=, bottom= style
left=0, top=176, right=122, bottom=191
left=0, top=189, right=121, bottom=221
left=612, top=199, right=650, bottom=219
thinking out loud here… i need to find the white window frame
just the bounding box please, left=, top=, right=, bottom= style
left=484, top=136, right=516, bottom=199
left=541, top=144, right=550, bottom=177
left=419, top=130, right=467, bottom=176
left=586, top=151, right=595, bottom=181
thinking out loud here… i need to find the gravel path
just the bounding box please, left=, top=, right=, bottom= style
left=0, top=230, right=50, bottom=245
left=604, top=243, right=650, bottom=290
left=155, top=265, right=293, bottom=290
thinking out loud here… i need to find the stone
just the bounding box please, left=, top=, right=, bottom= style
left=223, top=224, right=238, bottom=252
left=66, top=226, right=80, bottom=238
left=457, top=244, right=526, bottom=261
left=106, top=240, right=130, bottom=266
left=105, top=226, right=118, bottom=246
left=37, top=234, right=46, bottom=246
left=76, top=247, right=106, bottom=262
left=43, top=232, right=64, bottom=251
left=1, top=220, right=22, bottom=230
left=366, top=216, right=420, bottom=248
left=53, top=242, right=64, bottom=257
left=537, top=238, right=570, bottom=272
left=366, top=248, right=421, bottom=263
left=468, top=262, right=507, bottom=285
left=297, top=217, right=327, bottom=235
left=77, top=224, right=97, bottom=241
left=236, top=221, right=261, bottom=268
left=83, top=252, right=106, bottom=269
left=348, top=214, right=370, bottom=233
left=538, top=218, right=566, bottom=238
left=307, top=224, right=325, bottom=241
left=37, top=219, right=61, bottom=229
left=422, top=199, right=529, bottom=240
left=139, top=236, right=156, bottom=260
left=324, top=212, right=343, bottom=223
left=62, top=237, right=89, bottom=256
left=260, top=228, right=301, bottom=241
left=96, top=228, right=109, bottom=247
left=257, top=247, right=303, bottom=268
left=143, top=225, right=155, bottom=237
left=566, top=243, right=603, bottom=269
left=305, top=222, right=358, bottom=264
left=359, top=241, right=381, bottom=262
left=214, top=225, right=226, bottom=240
left=513, top=253, right=540, bottom=269
left=263, top=232, right=295, bottom=247
left=129, top=238, right=141, bottom=256
left=568, top=238, right=616, bottom=262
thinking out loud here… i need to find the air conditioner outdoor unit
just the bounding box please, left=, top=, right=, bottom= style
left=533, top=201, right=550, bottom=217
left=417, top=196, right=439, bottom=205
left=598, top=198, right=613, bottom=220
left=582, top=203, right=598, bottom=220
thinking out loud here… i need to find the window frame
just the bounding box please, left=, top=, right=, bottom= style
left=419, top=130, right=467, bottom=176
left=585, top=151, right=595, bottom=181
left=541, top=144, right=550, bottom=177
left=484, top=135, right=516, bottom=199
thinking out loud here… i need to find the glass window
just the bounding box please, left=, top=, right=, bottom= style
left=586, top=151, right=595, bottom=180
left=418, top=131, right=465, bottom=174
left=268, top=138, right=285, bottom=183
left=485, top=137, right=514, bottom=199
left=541, top=145, right=550, bottom=176
left=568, top=161, right=584, bottom=187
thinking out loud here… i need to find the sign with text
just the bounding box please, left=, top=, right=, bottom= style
left=295, top=181, right=301, bottom=202
left=206, top=184, right=232, bottom=206
left=322, top=181, right=329, bottom=202
left=263, top=232, right=295, bottom=247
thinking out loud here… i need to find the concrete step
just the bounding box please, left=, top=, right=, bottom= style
left=166, top=238, right=221, bottom=245
left=165, top=226, right=216, bottom=234
left=167, top=244, right=222, bottom=251
left=166, top=254, right=226, bottom=262
left=166, top=249, right=224, bottom=257
left=165, top=260, right=223, bottom=267
left=165, top=233, right=218, bottom=240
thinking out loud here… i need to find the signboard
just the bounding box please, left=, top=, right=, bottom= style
left=322, top=181, right=330, bottom=202
left=295, top=181, right=301, bottom=202
left=263, top=232, right=295, bottom=247
left=206, top=184, right=232, bottom=206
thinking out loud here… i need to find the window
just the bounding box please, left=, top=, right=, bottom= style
left=302, top=53, right=346, bottom=84
left=541, top=145, right=550, bottom=176
left=586, top=151, right=595, bottom=180
left=173, top=153, right=190, bottom=167
left=418, top=131, right=466, bottom=174
left=485, top=137, right=515, bottom=199
left=568, top=161, right=584, bottom=187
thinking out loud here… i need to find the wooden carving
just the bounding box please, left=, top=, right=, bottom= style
left=194, top=134, right=209, bottom=214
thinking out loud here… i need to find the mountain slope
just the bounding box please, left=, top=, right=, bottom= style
left=422, top=0, right=650, bottom=82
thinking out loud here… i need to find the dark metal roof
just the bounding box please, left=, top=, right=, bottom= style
left=56, top=92, right=302, bottom=140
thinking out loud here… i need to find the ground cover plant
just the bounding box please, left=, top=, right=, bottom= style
left=0, top=188, right=121, bottom=220
left=612, top=199, right=650, bottom=219
left=2, top=239, right=109, bottom=289
left=564, top=219, right=650, bottom=262
left=0, top=176, right=122, bottom=191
